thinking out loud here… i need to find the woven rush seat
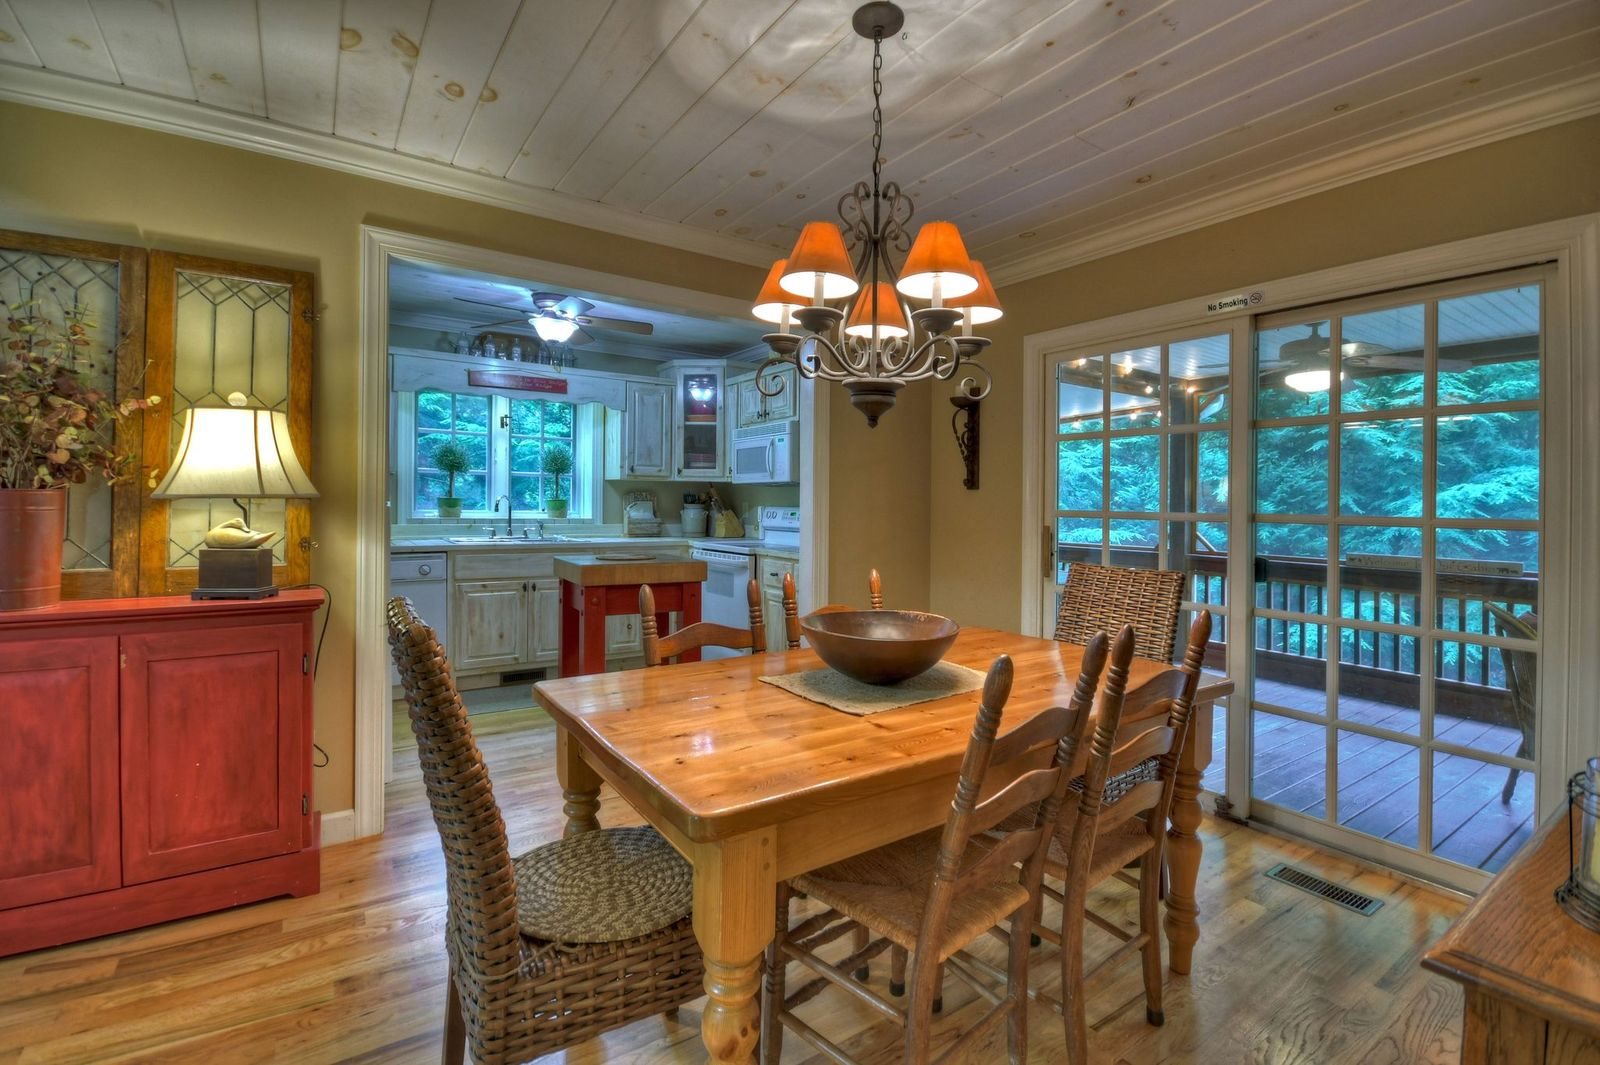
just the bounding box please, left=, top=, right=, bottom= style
left=792, top=829, right=1032, bottom=963
left=514, top=826, right=692, bottom=943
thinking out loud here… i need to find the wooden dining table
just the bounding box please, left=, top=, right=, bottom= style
left=533, top=625, right=1232, bottom=1065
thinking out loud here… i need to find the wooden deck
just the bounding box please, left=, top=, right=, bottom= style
left=1202, top=679, right=1534, bottom=873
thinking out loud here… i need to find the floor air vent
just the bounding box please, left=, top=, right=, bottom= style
left=1264, top=863, right=1383, bottom=916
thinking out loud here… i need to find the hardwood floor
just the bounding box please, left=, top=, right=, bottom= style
left=1, top=717, right=1469, bottom=1064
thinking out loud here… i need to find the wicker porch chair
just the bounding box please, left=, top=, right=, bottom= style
left=1055, top=561, right=1186, bottom=662
left=386, top=597, right=703, bottom=1065
left=760, top=643, right=1109, bottom=1065
left=1485, top=603, right=1538, bottom=804
left=1032, top=613, right=1211, bottom=1064
left=640, top=578, right=766, bottom=665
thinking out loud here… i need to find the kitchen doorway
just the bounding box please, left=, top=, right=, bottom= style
left=352, top=227, right=832, bottom=839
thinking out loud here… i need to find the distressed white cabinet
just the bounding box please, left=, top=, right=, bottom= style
left=606, top=380, right=674, bottom=480
left=735, top=364, right=798, bottom=429
left=758, top=554, right=797, bottom=646
left=664, top=361, right=728, bottom=480
left=529, top=579, right=561, bottom=664
left=606, top=614, right=642, bottom=659
left=452, top=579, right=528, bottom=672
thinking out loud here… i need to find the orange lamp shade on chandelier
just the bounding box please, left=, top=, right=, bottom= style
left=747, top=2, right=1000, bottom=427
left=844, top=282, right=910, bottom=339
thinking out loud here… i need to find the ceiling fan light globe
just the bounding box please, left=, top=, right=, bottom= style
left=533, top=317, right=578, bottom=343
left=1284, top=368, right=1349, bottom=393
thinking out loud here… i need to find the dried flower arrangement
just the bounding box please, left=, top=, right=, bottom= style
left=0, top=301, right=157, bottom=490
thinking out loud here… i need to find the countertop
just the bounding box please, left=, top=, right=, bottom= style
left=392, top=536, right=692, bottom=552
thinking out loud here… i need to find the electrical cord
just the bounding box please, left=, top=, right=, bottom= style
left=282, top=582, right=333, bottom=769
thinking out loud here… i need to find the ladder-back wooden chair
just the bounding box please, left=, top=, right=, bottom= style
left=761, top=641, right=1110, bottom=1065
left=1485, top=602, right=1538, bottom=803
left=385, top=597, right=703, bottom=1065
left=1034, top=613, right=1211, bottom=1064
left=1055, top=561, right=1186, bottom=662
left=636, top=572, right=800, bottom=665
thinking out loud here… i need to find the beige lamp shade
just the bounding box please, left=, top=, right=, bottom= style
left=151, top=405, right=319, bottom=500
left=779, top=222, right=860, bottom=301
left=896, top=221, right=978, bottom=301
left=752, top=259, right=801, bottom=324
left=844, top=282, right=910, bottom=339
left=945, top=259, right=1003, bottom=325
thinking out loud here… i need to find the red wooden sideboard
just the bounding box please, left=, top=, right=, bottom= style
left=0, top=589, right=324, bottom=956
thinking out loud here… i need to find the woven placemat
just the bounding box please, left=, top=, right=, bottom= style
left=759, top=660, right=986, bottom=716
left=513, top=826, right=692, bottom=944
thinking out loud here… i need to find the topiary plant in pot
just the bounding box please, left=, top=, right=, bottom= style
left=542, top=442, right=574, bottom=520
left=431, top=441, right=471, bottom=519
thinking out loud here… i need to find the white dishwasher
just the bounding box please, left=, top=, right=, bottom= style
left=690, top=546, right=757, bottom=660
left=390, top=553, right=448, bottom=686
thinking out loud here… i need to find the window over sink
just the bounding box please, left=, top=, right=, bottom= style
left=398, top=388, right=600, bottom=522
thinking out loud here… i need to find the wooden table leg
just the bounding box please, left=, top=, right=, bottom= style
left=692, top=830, right=776, bottom=1065
left=1165, top=699, right=1212, bottom=974
left=556, top=727, right=601, bottom=838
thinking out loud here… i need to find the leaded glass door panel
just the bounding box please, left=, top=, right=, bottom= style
left=142, top=253, right=313, bottom=594
left=0, top=230, right=146, bottom=598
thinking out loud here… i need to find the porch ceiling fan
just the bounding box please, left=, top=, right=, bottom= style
left=1277, top=324, right=1469, bottom=391
left=456, top=290, right=655, bottom=347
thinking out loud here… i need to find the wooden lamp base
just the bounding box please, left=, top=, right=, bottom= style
left=193, top=546, right=278, bottom=599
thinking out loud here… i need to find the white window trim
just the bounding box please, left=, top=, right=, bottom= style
left=1022, top=213, right=1600, bottom=853
left=398, top=390, right=599, bottom=523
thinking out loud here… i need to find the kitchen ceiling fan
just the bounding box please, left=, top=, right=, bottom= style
left=456, top=290, right=655, bottom=347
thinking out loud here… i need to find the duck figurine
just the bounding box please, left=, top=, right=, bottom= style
left=203, top=517, right=275, bottom=549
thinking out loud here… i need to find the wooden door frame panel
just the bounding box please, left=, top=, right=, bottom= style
left=140, top=252, right=314, bottom=596
left=0, top=229, right=147, bottom=599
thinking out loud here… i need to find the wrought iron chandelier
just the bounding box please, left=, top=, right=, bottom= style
left=751, top=1, right=1002, bottom=427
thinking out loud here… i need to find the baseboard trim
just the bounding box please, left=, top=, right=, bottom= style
left=319, top=808, right=357, bottom=846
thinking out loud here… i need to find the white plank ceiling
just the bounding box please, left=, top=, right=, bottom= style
left=0, top=0, right=1596, bottom=280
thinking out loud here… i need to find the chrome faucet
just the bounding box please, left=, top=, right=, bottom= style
left=494, top=495, right=513, bottom=537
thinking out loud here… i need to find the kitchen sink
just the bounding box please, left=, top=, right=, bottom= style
left=446, top=535, right=572, bottom=544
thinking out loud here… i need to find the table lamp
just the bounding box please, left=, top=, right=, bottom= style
left=150, top=394, right=318, bottom=599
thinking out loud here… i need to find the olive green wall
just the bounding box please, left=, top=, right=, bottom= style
left=926, top=114, right=1600, bottom=629
left=0, top=100, right=769, bottom=813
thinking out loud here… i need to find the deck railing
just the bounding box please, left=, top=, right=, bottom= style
left=1057, top=546, right=1538, bottom=724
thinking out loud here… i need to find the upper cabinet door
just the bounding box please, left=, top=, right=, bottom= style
left=0, top=230, right=148, bottom=600
left=623, top=381, right=673, bottom=479
left=669, top=362, right=728, bottom=480
left=142, top=253, right=315, bottom=596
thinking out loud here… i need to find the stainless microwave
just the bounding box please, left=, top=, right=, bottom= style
left=731, top=430, right=798, bottom=484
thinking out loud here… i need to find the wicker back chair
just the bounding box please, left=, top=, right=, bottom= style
left=1055, top=561, right=1186, bottom=662
left=761, top=643, right=1108, bottom=1065
left=1485, top=603, right=1538, bottom=804
left=640, top=578, right=765, bottom=665
left=1034, top=613, right=1211, bottom=1064
left=386, top=597, right=703, bottom=1065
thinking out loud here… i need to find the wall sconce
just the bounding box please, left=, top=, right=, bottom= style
left=950, top=391, right=980, bottom=490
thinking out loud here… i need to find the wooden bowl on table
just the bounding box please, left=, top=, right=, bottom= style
left=800, top=609, right=960, bottom=685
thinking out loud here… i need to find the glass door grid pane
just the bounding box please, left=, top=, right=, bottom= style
left=1054, top=331, right=1233, bottom=795
left=1250, top=275, right=1541, bottom=875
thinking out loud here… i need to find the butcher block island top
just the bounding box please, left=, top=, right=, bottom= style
left=552, top=553, right=707, bottom=587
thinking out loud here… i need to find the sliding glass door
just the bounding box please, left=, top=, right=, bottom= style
left=1048, top=325, right=1243, bottom=798
left=1043, top=265, right=1549, bottom=889
left=1250, top=268, right=1544, bottom=881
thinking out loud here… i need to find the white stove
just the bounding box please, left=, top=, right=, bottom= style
left=690, top=507, right=800, bottom=659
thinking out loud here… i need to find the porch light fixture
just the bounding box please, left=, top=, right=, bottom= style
left=751, top=1, right=999, bottom=427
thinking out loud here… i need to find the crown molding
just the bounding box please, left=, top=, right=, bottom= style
left=986, top=76, right=1600, bottom=288
left=0, top=64, right=777, bottom=270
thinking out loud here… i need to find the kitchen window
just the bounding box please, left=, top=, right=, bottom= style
left=398, top=388, right=600, bottom=521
